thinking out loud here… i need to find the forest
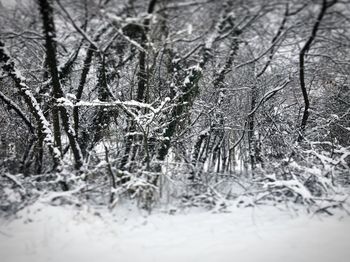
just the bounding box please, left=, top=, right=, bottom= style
left=1, top=0, right=350, bottom=261
left=0, top=0, right=349, bottom=214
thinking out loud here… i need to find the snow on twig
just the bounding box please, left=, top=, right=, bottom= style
left=0, top=42, right=62, bottom=166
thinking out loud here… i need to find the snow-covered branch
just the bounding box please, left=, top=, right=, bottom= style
left=0, top=41, right=62, bottom=169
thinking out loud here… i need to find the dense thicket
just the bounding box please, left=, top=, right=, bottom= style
left=1, top=0, right=349, bottom=211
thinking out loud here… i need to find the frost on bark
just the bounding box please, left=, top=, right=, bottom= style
left=0, top=41, right=62, bottom=170
left=37, top=0, right=62, bottom=152
left=37, top=0, right=83, bottom=169
left=191, top=11, right=241, bottom=177
left=119, top=0, right=159, bottom=172
left=136, top=0, right=158, bottom=103
left=157, top=5, right=239, bottom=172
left=0, top=90, right=35, bottom=134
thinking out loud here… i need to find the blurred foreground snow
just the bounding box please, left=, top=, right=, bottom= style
left=1, top=200, right=350, bottom=262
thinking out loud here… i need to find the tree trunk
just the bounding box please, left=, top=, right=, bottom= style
left=38, top=0, right=83, bottom=169
left=298, top=0, right=337, bottom=141
left=0, top=41, right=62, bottom=170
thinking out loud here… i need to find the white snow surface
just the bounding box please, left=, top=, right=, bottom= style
left=1, top=201, right=350, bottom=262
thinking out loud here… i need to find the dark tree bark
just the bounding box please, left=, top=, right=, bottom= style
left=37, top=0, right=62, bottom=152
left=37, top=0, right=83, bottom=169
left=0, top=41, right=62, bottom=170
left=120, top=0, right=158, bottom=172
left=73, top=27, right=108, bottom=145
left=0, top=91, right=35, bottom=134
left=88, top=54, right=111, bottom=152
left=73, top=46, right=95, bottom=135
left=136, top=0, right=158, bottom=102
left=247, top=4, right=289, bottom=171
left=298, top=0, right=337, bottom=141
left=190, top=5, right=241, bottom=178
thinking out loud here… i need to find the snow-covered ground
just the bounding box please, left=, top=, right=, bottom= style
left=1, top=201, right=350, bottom=262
